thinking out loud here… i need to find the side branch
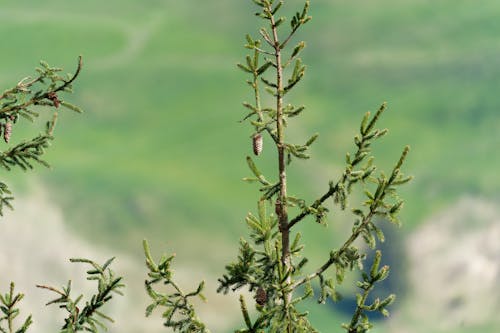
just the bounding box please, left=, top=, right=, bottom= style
left=291, top=209, right=375, bottom=289
left=287, top=103, right=389, bottom=230
left=0, top=56, right=83, bottom=115
left=279, top=0, right=311, bottom=50
left=288, top=181, right=339, bottom=229
left=292, top=146, right=410, bottom=289
left=53, top=55, right=83, bottom=93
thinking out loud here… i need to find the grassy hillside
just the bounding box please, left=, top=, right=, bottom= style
left=1, top=0, right=498, bottom=332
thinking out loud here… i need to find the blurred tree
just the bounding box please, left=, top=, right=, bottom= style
left=0, top=58, right=124, bottom=333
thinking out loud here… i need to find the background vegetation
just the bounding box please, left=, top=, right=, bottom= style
left=1, top=0, right=498, bottom=332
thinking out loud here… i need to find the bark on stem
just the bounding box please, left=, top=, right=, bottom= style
left=268, top=3, right=292, bottom=310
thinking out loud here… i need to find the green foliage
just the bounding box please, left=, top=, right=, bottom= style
left=0, top=283, right=32, bottom=333
left=0, top=57, right=83, bottom=216
left=342, top=251, right=396, bottom=333
left=0, top=114, right=57, bottom=171
left=143, top=240, right=208, bottom=333
left=37, top=257, right=124, bottom=333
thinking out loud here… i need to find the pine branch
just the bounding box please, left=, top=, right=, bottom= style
left=343, top=251, right=396, bottom=333
left=37, top=257, right=124, bottom=333
left=0, top=58, right=82, bottom=216
left=239, top=36, right=278, bottom=144
left=0, top=56, right=83, bottom=116
left=0, top=283, right=32, bottom=333
left=0, top=182, right=14, bottom=217
left=292, top=146, right=411, bottom=289
left=279, top=1, right=311, bottom=50
left=288, top=103, right=389, bottom=230
left=0, top=130, right=54, bottom=171
left=143, top=240, right=209, bottom=333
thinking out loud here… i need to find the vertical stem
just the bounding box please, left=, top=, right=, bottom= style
left=253, top=57, right=262, bottom=117
left=8, top=312, right=13, bottom=333
left=253, top=59, right=278, bottom=143
left=268, top=2, right=291, bottom=309
left=8, top=283, right=14, bottom=333
left=348, top=284, right=373, bottom=333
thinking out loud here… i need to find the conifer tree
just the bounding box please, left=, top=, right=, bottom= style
left=144, top=1, right=412, bottom=332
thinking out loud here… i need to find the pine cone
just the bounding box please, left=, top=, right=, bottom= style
left=3, top=121, right=12, bottom=143
left=275, top=199, right=282, bottom=216
left=253, top=133, right=263, bottom=156
left=47, top=92, right=60, bottom=108
left=255, top=286, right=267, bottom=306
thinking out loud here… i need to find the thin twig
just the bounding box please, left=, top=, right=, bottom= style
left=291, top=209, right=375, bottom=289
left=279, top=26, right=300, bottom=50
left=1, top=56, right=83, bottom=114
left=287, top=182, right=339, bottom=229
left=36, top=285, right=66, bottom=297
left=347, top=283, right=373, bottom=333
left=254, top=47, right=275, bottom=56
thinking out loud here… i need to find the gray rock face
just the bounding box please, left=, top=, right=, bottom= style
left=403, top=197, right=500, bottom=331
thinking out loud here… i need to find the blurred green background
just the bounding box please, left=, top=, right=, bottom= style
left=1, top=0, right=499, bottom=332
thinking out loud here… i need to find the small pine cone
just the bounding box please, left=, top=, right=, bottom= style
left=3, top=122, right=12, bottom=143
left=275, top=199, right=282, bottom=216
left=48, top=92, right=60, bottom=108
left=255, top=286, right=267, bottom=306
left=252, top=133, right=263, bottom=156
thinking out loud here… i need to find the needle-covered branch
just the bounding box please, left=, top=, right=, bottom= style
left=343, top=251, right=396, bottom=333
left=0, top=182, right=14, bottom=217
left=143, top=240, right=209, bottom=333
left=288, top=103, right=392, bottom=230
left=0, top=58, right=82, bottom=216
left=37, top=257, right=124, bottom=333
left=0, top=57, right=82, bottom=117
left=0, top=283, right=32, bottom=333
left=292, top=145, right=411, bottom=290
left=280, top=0, right=311, bottom=50
left=0, top=115, right=57, bottom=172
